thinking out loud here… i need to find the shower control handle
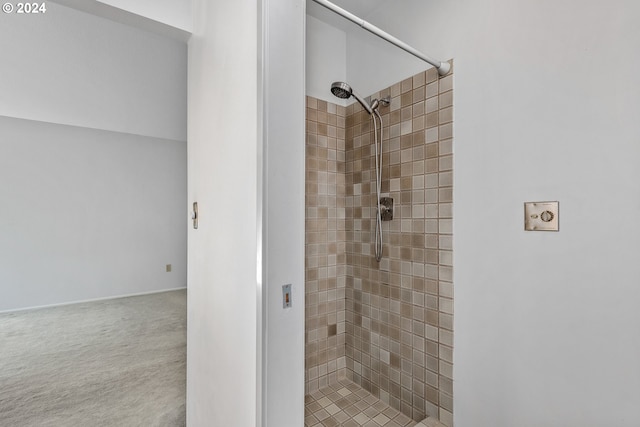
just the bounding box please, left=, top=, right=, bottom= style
left=379, top=197, right=394, bottom=221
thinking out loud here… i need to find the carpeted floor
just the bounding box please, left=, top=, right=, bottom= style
left=0, top=289, right=186, bottom=427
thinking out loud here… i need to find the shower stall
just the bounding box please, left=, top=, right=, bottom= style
left=304, top=2, right=454, bottom=425
left=304, top=64, right=454, bottom=426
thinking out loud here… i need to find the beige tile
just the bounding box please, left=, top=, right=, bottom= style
left=425, top=127, right=438, bottom=144
left=306, top=64, right=454, bottom=424
left=439, top=91, right=453, bottom=109
left=412, top=71, right=426, bottom=88
left=426, top=97, right=438, bottom=114
left=437, top=73, right=453, bottom=94
left=401, top=77, right=413, bottom=93
left=438, top=123, right=453, bottom=140
left=438, top=107, right=453, bottom=125
left=412, top=87, right=425, bottom=104
left=426, top=112, right=439, bottom=129
left=426, top=82, right=438, bottom=99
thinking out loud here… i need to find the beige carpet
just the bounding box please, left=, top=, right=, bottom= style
left=0, top=289, right=186, bottom=427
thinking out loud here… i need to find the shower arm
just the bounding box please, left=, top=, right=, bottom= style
left=311, top=0, right=450, bottom=76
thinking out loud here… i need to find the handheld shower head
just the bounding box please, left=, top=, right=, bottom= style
left=330, top=81, right=351, bottom=99
left=330, top=81, right=373, bottom=114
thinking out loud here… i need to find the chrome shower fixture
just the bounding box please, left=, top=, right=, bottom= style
left=330, top=81, right=389, bottom=262
left=331, top=81, right=388, bottom=115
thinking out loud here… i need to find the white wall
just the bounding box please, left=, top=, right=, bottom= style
left=308, top=0, right=640, bottom=425
left=263, top=1, right=306, bottom=426
left=452, top=2, right=640, bottom=425
left=0, top=117, right=187, bottom=311
left=50, top=0, right=190, bottom=42
left=96, top=0, right=192, bottom=32
left=306, top=14, right=347, bottom=104
left=188, top=0, right=306, bottom=424
left=0, top=2, right=187, bottom=141
left=344, top=0, right=452, bottom=98
left=187, top=1, right=258, bottom=426
left=0, top=3, right=187, bottom=311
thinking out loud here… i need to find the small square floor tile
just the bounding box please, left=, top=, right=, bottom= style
left=305, top=379, right=421, bottom=427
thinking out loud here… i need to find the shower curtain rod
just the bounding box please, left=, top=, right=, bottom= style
left=311, top=0, right=450, bottom=76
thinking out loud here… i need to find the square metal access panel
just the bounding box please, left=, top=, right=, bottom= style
left=524, top=201, right=559, bottom=231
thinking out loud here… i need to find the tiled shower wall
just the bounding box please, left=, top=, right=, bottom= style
left=305, top=99, right=348, bottom=393
left=343, top=66, right=454, bottom=425
left=306, top=63, right=453, bottom=426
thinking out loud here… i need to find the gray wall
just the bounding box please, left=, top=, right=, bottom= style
left=0, top=3, right=187, bottom=311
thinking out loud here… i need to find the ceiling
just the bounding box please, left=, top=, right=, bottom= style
left=306, top=0, right=389, bottom=32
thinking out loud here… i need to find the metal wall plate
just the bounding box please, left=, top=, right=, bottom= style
left=524, top=201, right=559, bottom=231
left=192, top=202, right=198, bottom=229
left=282, top=284, right=292, bottom=308
left=380, top=197, right=393, bottom=221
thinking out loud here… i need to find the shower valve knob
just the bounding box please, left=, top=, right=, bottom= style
left=540, top=210, right=554, bottom=222
left=380, top=197, right=394, bottom=221
left=524, top=201, right=559, bottom=231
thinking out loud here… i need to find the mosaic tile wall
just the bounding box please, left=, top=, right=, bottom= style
left=306, top=62, right=454, bottom=426
left=343, top=65, right=454, bottom=426
left=305, top=98, right=348, bottom=394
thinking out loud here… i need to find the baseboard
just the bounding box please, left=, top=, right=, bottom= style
left=0, top=286, right=187, bottom=314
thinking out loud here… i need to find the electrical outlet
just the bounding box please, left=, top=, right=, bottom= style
left=166, top=264, right=172, bottom=272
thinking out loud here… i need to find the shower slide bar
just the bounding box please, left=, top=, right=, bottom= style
left=311, top=0, right=451, bottom=76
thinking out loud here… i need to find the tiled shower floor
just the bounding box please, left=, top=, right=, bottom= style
left=305, top=378, right=448, bottom=427
left=305, top=378, right=416, bottom=427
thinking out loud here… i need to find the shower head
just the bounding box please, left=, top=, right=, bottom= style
left=330, top=81, right=351, bottom=99
left=330, top=81, right=373, bottom=114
